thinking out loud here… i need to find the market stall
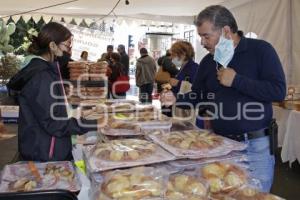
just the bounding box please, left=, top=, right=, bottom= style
left=0, top=96, right=285, bottom=200
left=1, top=0, right=299, bottom=199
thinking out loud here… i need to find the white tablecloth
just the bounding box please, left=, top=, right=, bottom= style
left=273, top=106, right=300, bottom=165
left=272, top=106, right=291, bottom=147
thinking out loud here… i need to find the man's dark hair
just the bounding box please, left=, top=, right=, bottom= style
left=107, top=45, right=113, bottom=50
left=194, top=5, right=238, bottom=33
left=118, top=44, right=125, bottom=51
left=165, top=50, right=171, bottom=57
left=140, top=48, right=148, bottom=55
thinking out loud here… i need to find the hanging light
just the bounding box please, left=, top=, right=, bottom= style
left=125, top=0, right=129, bottom=5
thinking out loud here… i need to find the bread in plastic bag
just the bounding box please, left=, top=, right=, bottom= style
left=168, top=151, right=248, bottom=170
left=0, top=161, right=80, bottom=192
left=214, top=186, right=285, bottom=200
left=148, top=130, right=247, bottom=159
left=96, top=166, right=167, bottom=200
left=84, top=139, right=175, bottom=172
left=199, top=162, right=248, bottom=194
left=166, top=172, right=209, bottom=200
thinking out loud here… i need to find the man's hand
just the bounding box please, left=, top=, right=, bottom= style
left=217, top=67, right=237, bottom=87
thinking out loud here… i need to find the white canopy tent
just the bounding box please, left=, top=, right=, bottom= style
left=0, top=0, right=299, bottom=85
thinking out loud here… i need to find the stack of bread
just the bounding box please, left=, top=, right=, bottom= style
left=68, top=62, right=89, bottom=81
left=89, top=61, right=108, bottom=81
left=68, top=61, right=108, bottom=81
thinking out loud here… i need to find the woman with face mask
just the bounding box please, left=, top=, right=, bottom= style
left=169, top=41, right=198, bottom=98
left=57, top=50, right=73, bottom=80
left=7, top=22, right=99, bottom=161
left=160, top=41, right=199, bottom=118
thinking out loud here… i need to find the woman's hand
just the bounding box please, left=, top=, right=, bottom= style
left=97, top=117, right=107, bottom=132
left=169, top=78, right=179, bottom=87
left=160, top=89, right=176, bottom=107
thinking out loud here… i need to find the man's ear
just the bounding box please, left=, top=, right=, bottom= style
left=223, top=26, right=232, bottom=39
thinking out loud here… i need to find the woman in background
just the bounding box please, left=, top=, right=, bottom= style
left=108, top=52, right=127, bottom=99
left=162, top=41, right=199, bottom=119
left=156, top=50, right=179, bottom=93
left=79, top=50, right=89, bottom=61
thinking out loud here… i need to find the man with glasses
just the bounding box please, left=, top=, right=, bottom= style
left=174, top=5, right=286, bottom=192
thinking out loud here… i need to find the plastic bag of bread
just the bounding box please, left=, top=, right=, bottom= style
left=216, top=186, right=285, bottom=200
left=96, top=102, right=135, bottom=113
left=95, top=167, right=166, bottom=200
left=168, top=152, right=248, bottom=171
left=148, top=130, right=247, bottom=159
left=199, top=162, right=248, bottom=195
left=112, top=111, right=157, bottom=122
left=166, top=172, right=209, bottom=200
left=0, top=161, right=80, bottom=192
left=101, top=124, right=142, bottom=136
left=84, top=139, right=175, bottom=172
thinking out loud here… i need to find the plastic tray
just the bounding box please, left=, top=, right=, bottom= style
left=148, top=130, right=247, bottom=159
left=0, top=161, right=80, bottom=193
left=83, top=140, right=176, bottom=172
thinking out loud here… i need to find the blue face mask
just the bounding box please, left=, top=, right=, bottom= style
left=213, top=33, right=234, bottom=68
left=172, top=57, right=183, bottom=68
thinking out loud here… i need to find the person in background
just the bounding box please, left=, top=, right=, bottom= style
left=79, top=50, right=89, bottom=61
left=117, top=44, right=130, bottom=75
left=107, top=45, right=114, bottom=55
left=105, top=45, right=114, bottom=65
left=108, top=52, right=127, bottom=99
left=135, top=48, right=156, bottom=104
left=162, top=41, right=198, bottom=118
left=98, top=52, right=108, bottom=62
left=169, top=41, right=198, bottom=94
left=7, top=22, right=100, bottom=162
left=156, top=50, right=179, bottom=93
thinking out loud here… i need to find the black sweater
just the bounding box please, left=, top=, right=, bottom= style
left=7, top=58, right=97, bottom=161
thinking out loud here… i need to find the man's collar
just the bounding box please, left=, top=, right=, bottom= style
left=234, top=36, right=247, bottom=53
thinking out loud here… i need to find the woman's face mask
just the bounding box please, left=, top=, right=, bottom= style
left=213, top=30, right=235, bottom=68
left=172, top=57, right=183, bottom=68
left=57, top=51, right=71, bottom=67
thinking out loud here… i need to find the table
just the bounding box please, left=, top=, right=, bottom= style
left=272, top=105, right=291, bottom=147
left=273, top=105, right=300, bottom=165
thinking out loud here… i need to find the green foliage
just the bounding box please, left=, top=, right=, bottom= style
left=0, top=18, right=22, bottom=84
left=0, top=19, right=16, bottom=55
left=14, top=28, right=38, bottom=55
left=9, top=16, right=46, bottom=55
left=9, top=17, right=28, bottom=54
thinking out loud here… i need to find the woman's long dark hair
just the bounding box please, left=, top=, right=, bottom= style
left=28, top=22, right=72, bottom=56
